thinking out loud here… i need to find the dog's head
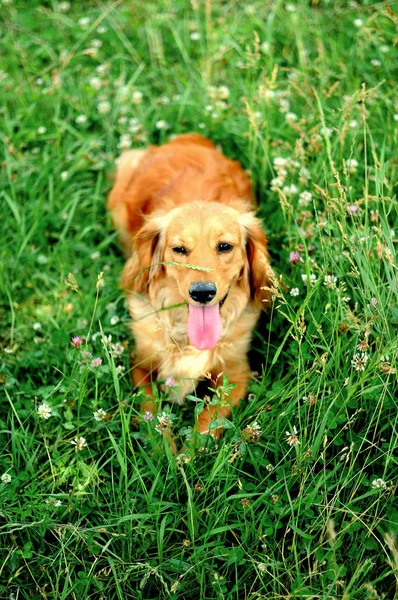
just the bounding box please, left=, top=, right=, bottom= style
left=122, top=202, right=274, bottom=350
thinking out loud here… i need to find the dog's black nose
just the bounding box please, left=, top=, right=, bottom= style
left=189, top=281, right=217, bottom=304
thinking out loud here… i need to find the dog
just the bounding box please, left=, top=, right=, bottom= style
left=108, top=133, right=274, bottom=437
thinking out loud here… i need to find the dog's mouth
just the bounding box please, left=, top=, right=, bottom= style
left=187, top=292, right=228, bottom=350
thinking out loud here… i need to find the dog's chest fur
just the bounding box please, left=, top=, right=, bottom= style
left=127, top=279, right=259, bottom=404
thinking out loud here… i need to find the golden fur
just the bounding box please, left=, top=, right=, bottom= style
left=108, top=133, right=274, bottom=436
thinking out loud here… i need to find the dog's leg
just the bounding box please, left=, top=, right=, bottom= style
left=132, top=364, right=158, bottom=415
left=196, top=365, right=249, bottom=438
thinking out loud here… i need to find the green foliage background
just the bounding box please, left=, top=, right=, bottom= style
left=0, top=1, right=397, bottom=598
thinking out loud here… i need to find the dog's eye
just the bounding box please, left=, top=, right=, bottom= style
left=172, top=246, right=188, bottom=256
left=218, top=243, right=234, bottom=253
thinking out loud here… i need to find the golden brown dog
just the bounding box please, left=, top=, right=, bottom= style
left=108, top=133, right=274, bottom=436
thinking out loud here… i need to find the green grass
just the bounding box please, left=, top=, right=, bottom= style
left=1, top=0, right=397, bottom=598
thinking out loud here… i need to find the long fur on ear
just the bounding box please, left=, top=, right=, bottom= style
left=121, top=216, right=166, bottom=294
left=239, top=213, right=274, bottom=310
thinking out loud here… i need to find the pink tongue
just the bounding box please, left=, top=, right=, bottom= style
left=187, top=303, right=222, bottom=350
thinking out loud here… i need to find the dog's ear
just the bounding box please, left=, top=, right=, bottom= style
left=107, top=150, right=148, bottom=252
left=239, top=213, right=274, bottom=310
left=121, top=215, right=167, bottom=294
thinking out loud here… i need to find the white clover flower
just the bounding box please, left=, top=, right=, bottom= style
left=260, top=41, right=271, bottom=54
left=349, top=119, right=358, bottom=128
left=96, top=64, right=108, bottom=75
left=90, top=250, right=101, bottom=260
left=278, top=98, right=290, bottom=113
left=321, top=126, right=332, bottom=138
left=353, top=18, right=363, bottom=27
left=99, top=333, right=112, bottom=344
left=207, top=85, right=217, bottom=99
left=57, top=1, right=71, bottom=11
left=110, top=342, right=124, bottom=357
left=301, top=273, right=317, bottom=286
left=218, top=85, right=230, bottom=99
left=257, top=563, right=267, bottom=574
left=89, top=76, right=102, bottom=90
left=46, top=497, right=62, bottom=507
left=351, top=352, right=369, bottom=371
left=116, top=365, right=125, bottom=375
left=110, top=315, right=120, bottom=325
left=132, top=90, right=143, bottom=104
left=290, top=287, right=300, bottom=297
left=155, top=411, right=174, bottom=434
left=37, top=126, right=47, bottom=135
left=380, top=45, right=389, bottom=53
left=75, top=114, right=87, bottom=125
left=286, top=112, right=298, bottom=122
left=78, top=16, right=90, bottom=28
left=263, top=88, right=276, bottom=100
left=282, top=184, right=299, bottom=196
left=1, top=473, right=12, bottom=484
left=97, top=100, right=111, bottom=114
left=35, top=77, right=43, bottom=85
left=299, top=190, right=312, bottom=206
left=285, top=3, right=296, bottom=12
left=155, top=120, right=169, bottom=130
left=71, top=436, right=87, bottom=451
left=128, top=117, right=140, bottom=133
left=91, top=39, right=102, bottom=49
left=117, top=134, right=132, bottom=150
left=270, top=176, right=285, bottom=191
left=215, top=100, right=228, bottom=111
left=61, top=171, right=68, bottom=181
left=372, top=478, right=387, bottom=489
left=93, top=408, right=108, bottom=422
left=190, top=31, right=201, bottom=41
left=97, top=25, right=108, bottom=34
left=324, top=275, right=338, bottom=289
left=32, top=322, right=42, bottom=331
left=242, top=421, right=261, bottom=442
left=286, top=426, right=300, bottom=446
left=37, top=402, right=52, bottom=420
left=371, top=59, right=381, bottom=67
left=345, top=158, right=358, bottom=173
left=273, top=157, right=290, bottom=170
left=303, top=393, right=317, bottom=405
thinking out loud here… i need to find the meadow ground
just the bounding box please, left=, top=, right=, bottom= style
left=1, top=0, right=398, bottom=598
